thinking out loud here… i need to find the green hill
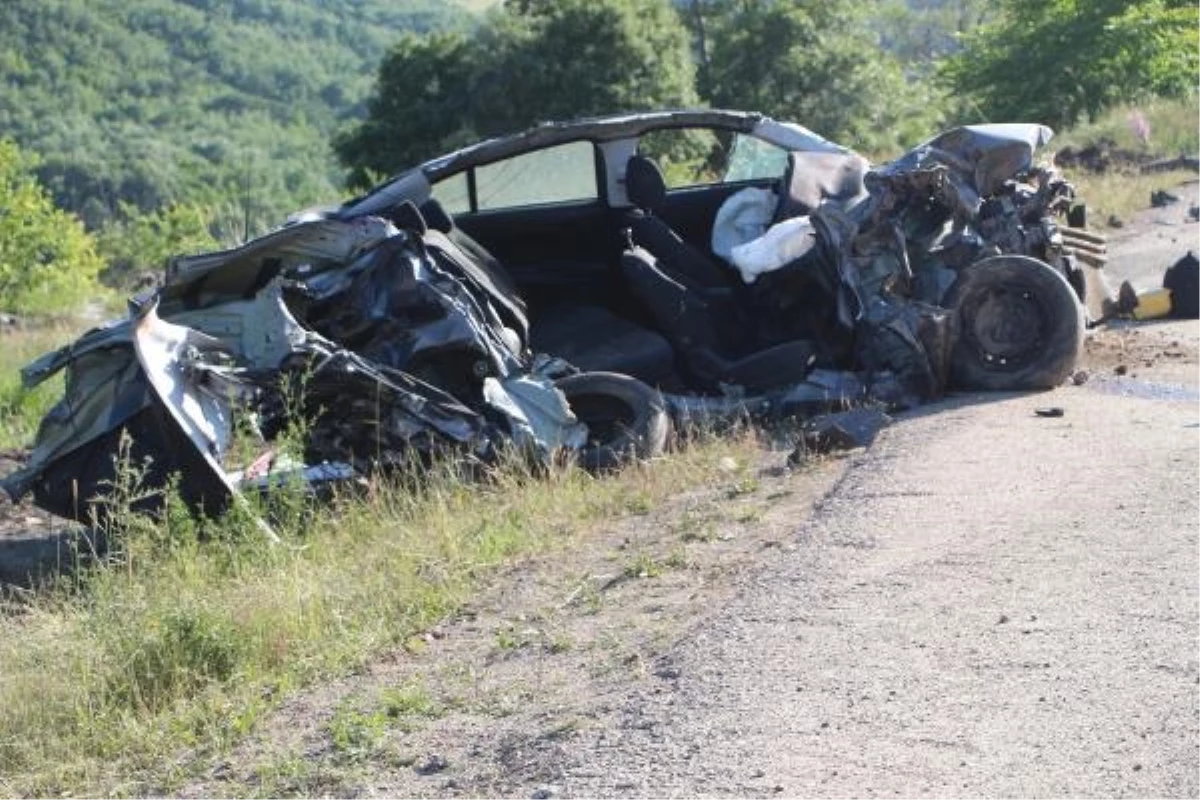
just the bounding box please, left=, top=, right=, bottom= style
left=0, top=0, right=472, bottom=230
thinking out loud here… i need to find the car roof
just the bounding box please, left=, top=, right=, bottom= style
left=337, top=108, right=845, bottom=219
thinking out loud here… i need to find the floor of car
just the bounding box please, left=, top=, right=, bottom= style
left=528, top=304, right=678, bottom=388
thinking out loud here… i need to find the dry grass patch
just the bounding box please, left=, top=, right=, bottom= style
left=0, top=425, right=771, bottom=796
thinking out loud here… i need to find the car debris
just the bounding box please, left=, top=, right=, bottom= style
left=1163, top=252, right=1199, bottom=318
left=795, top=407, right=894, bottom=455
left=1109, top=252, right=1198, bottom=321
left=2, top=110, right=1105, bottom=527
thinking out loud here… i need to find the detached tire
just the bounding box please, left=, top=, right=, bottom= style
left=945, top=255, right=1084, bottom=390
left=556, top=371, right=670, bottom=471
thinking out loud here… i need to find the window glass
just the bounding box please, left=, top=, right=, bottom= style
left=430, top=172, right=470, bottom=214
left=724, top=134, right=789, bottom=182
left=638, top=128, right=788, bottom=188
left=638, top=128, right=727, bottom=188
left=474, top=140, right=597, bottom=211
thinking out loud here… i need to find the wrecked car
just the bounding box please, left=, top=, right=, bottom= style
left=2, top=110, right=1104, bottom=526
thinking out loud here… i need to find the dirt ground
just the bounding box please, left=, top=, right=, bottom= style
left=3, top=183, right=1198, bottom=797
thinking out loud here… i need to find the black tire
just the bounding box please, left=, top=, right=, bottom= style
left=944, top=255, right=1084, bottom=390
left=556, top=371, right=670, bottom=471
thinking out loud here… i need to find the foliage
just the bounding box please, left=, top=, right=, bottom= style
left=334, top=31, right=481, bottom=190
left=1052, top=95, right=1200, bottom=159
left=0, top=140, right=104, bottom=314
left=96, top=204, right=222, bottom=288
left=0, top=0, right=472, bottom=229
left=870, top=0, right=995, bottom=74
left=942, top=0, right=1200, bottom=128
left=336, top=0, right=698, bottom=186
left=0, top=324, right=77, bottom=450
left=687, top=0, right=945, bottom=154
left=477, top=0, right=698, bottom=131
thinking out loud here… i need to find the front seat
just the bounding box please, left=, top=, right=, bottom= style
left=624, top=155, right=732, bottom=290
left=620, top=155, right=820, bottom=392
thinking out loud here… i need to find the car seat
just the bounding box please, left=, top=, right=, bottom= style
left=419, top=198, right=676, bottom=386
left=620, top=157, right=817, bottom=391
left=624, top=154, right=732, bottom=290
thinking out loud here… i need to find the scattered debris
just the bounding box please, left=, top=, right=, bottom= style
left=795, top=407, right=894, bottom=456
left=1163, top=252, right=1199, bottom=318
left=1034, top=407, right=1065, bottom=418
left=415, top=754, right=450, bottom=776
left=1151, top=189, right=1180, bottom=208
left=1129, top=286, right=1174, bottom=321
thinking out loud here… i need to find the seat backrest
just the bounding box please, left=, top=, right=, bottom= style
left=623, top=155, right=729, bottom=290
left=625, top=155, right=668, bottom=213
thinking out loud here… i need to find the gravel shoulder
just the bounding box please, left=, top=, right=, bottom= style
left=183, top=317, right=1196, bottom=799
left=550, top=344, right=1198, bottom=798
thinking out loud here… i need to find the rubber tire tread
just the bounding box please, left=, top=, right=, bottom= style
left=556, top=371, right=670, bottom=472
left=944, top=255, right=1084, bottom=391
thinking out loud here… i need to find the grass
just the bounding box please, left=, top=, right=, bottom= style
left=1052, top=96, right=1199, bottom=230
left=1051, top=96, right=1200, bottom=161
left=0, top=417, right=765, bottom=796
left=0, top=322, right=82, bottom=450
left=1069, top=168, right=1197, bottom=229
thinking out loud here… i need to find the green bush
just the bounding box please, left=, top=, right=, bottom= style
left=0, top=139, right=103, bottom=315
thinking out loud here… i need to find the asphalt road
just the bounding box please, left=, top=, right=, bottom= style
left=554, top=354, right=1199, bottom=797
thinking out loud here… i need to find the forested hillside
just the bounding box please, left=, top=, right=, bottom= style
left=0, top=0, right=471, bottom=229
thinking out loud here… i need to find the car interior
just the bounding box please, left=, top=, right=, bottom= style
left=415, top=128, right=863, bottom=394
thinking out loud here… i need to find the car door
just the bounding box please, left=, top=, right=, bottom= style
left=430, top=139, right=624, bottom=315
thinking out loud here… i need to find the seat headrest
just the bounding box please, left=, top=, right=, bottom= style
left=625, top=155, right=667, bottom=212
left=387, top=200, right=427, bottom=235
left=420, top=198, right=455, bottom=233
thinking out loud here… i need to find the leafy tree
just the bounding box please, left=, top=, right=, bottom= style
left=871, top=0, right=994, bottom=75
left=0, top=0, right=472, bottom=225
left=942, top=0, right=1199, bottom=128
left=692, top=0, right=944, bottom=154
left=0, top=140, right=103, bottom=314
left=475, top=0, right=698, bottom=132
left=96, top=203, right=220, bottom=289
left=334, top=31, right=481, bottom=189
left=336, top=0, right=698, bottom=186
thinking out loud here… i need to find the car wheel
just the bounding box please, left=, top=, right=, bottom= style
left=556, top=371, right=670, bottom=471
left=944, top=255, right=1084, bottom=390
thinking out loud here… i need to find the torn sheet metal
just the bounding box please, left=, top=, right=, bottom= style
left=483, top=374, right=587, bottom=458
left=5, top=210, right=602, bottom=527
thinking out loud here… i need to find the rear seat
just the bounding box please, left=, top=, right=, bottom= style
left=530, top=305, right=675, bottom=386
left=420, top=198, right=677, bottom=387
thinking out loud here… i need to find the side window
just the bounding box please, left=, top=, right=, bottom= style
left=430, top=172, right=470, bottom=215
left=638, top=128, right=788, bottom=188
left=638, top=128, right=727, bottom=189
left=724, top=134, right=789, bottom=182
left=474, top=140, right=598, bottom=211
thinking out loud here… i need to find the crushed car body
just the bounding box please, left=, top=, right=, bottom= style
left=2, top=110, right=1106, bottom=525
